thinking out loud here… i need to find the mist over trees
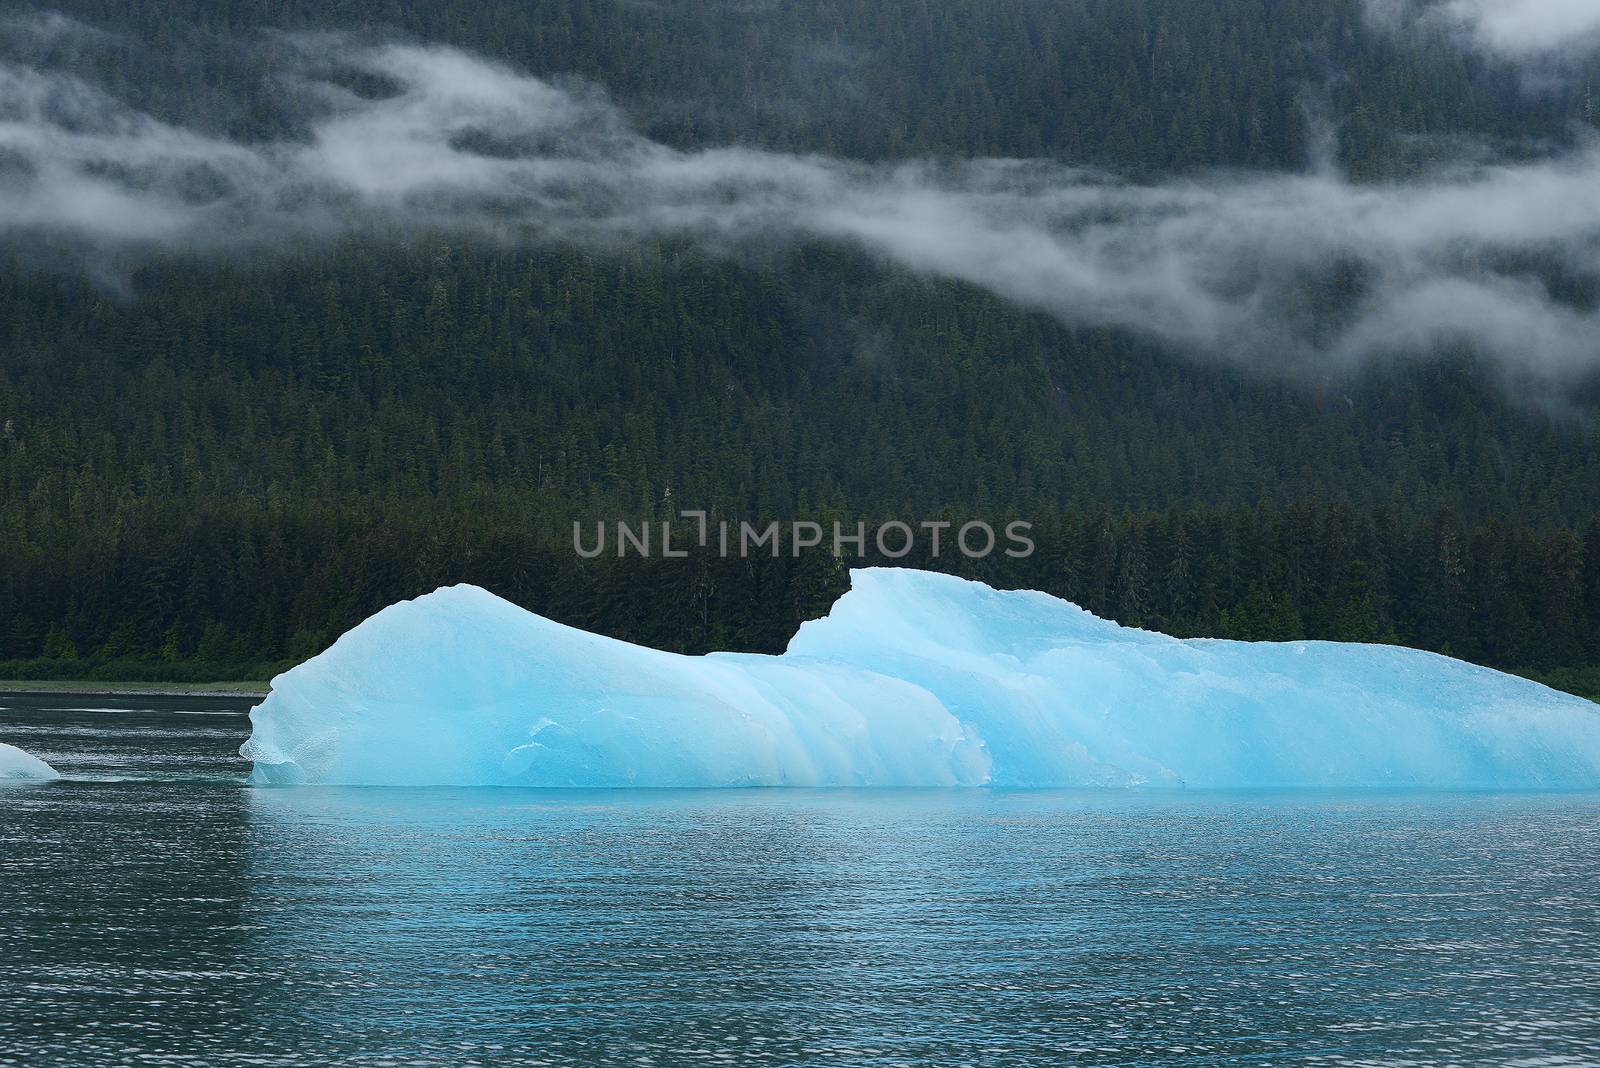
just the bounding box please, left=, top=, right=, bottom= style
left=11, top=0, right=1597, bottom=173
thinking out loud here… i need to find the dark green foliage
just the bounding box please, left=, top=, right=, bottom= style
left=2, top=242, right=1598, bottom=691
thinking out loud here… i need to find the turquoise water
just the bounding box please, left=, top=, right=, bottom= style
left=2, top=695, right=1599, bottom=1066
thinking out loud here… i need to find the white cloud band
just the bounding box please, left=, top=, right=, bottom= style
left=1, top=35, right=1597, bottom=393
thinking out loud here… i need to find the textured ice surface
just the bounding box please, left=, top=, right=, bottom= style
left=0, top=742, right=60, bottom=782
left=243, top=568, right=1600, bottom=788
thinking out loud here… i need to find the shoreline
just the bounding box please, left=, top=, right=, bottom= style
left=0, top=682, right=269, bottom=700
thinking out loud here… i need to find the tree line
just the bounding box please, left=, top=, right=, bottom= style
left=2, top=243, right=1598, bottom=696
left=3, top=496, right=1598, bottom=699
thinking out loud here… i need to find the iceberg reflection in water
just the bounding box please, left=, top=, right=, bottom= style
left=2, top=700, right=1599, bottom=1066
left=192, top=786, right=1600, bottom=1065
left=243, top=568, right=1600, bottom=788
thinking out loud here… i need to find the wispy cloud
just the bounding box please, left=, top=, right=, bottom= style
left=1, top=27, right=1598, bottom=394
left=1366, top=0, right=1600, bottom=58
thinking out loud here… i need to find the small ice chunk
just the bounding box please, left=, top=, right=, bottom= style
left=0, top=741, right=61, bottom=782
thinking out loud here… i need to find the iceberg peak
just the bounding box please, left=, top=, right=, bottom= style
left=243, top=567, right=1600, bottom=789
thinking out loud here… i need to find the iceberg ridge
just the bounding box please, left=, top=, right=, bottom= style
left=242, top=568, right=1600, bottom=789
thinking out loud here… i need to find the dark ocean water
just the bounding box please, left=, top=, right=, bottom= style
left=2, top=694, right=1598, bottom=1067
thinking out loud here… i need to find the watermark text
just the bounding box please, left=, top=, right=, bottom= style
left=574, top=513, right=1034, bottom=560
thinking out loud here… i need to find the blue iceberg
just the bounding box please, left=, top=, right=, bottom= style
left=0, top=742, right=60, bottom=783
left=242, top=568, right=1600, bottom=789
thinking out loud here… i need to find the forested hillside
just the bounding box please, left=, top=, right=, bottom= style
left=2, top=0, right=1599, bottom=694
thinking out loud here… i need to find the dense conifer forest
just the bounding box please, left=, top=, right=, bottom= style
left=2, top=0, right=1598, bottom=695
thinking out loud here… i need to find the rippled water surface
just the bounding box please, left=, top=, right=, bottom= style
left=2, top=694, right=1599, bottom=1066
